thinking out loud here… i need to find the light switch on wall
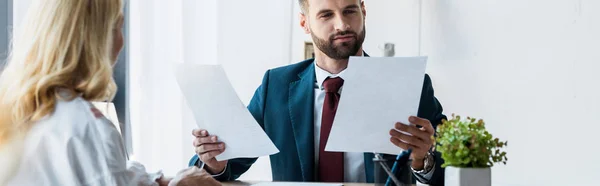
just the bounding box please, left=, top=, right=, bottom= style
left=381, top=42, right=395, bottom=57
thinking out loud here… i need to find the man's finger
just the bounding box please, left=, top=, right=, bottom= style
left=192, top=129, right=209, bottom=137
left=193, top=136, right=219, bottom=147
left=389, top=129, right=423, bottom=146
left=395, top=122, right=430, bottom=142
left=390, top=137, right=431, bottom=155
left=409, top=116, right=434, bottom=134
left=390, top=137, right=416, bottom=150
left=200, top=150, right=224, bottom=161
left=197, top=143, right=225, bottom=154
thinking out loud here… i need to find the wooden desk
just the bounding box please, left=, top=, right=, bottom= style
left=222, top=181, right=418, bottom=186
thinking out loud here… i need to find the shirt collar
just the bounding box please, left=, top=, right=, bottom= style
left=314, top=52, right=364, bottom=90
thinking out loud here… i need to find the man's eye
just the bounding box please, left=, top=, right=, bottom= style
left=321, top=13, right=333, bottom=18
left=344, top=10, right=357, bottom=14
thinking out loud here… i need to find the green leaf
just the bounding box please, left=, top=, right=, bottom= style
left=435, top=114, right=508, bottom=168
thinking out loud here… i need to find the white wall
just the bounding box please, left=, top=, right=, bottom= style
left=217, top=0, right=294, bottom=181
left=129, top=0, right=187, bottom=175
left=422, top=0, right=600, bottom=185
left=11, top=0, right=30, bottom=30
left=362, top=0, right=421, bottom=57
left=182, top=0, right=218, bottom=66
left=218, top=0, right=294, bottom=104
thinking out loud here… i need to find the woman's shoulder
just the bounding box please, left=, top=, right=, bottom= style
left=12, top=97, right=127, bottom=186
left=36, top=96, right=116, bottom=139
left=55, top=96, right=95, bottom=117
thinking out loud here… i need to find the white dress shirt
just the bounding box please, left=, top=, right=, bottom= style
left=313, top=63, right=366, bottom=183
left=6, top=91, right=161, bottom=186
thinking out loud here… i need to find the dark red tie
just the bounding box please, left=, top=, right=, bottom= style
left=318, top=77, right=345, bottom=182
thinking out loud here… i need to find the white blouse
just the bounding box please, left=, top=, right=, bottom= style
left=6, top=94, right=160, bottom=186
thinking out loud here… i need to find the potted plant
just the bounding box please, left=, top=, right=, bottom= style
left=435, top=114, right=508, bottom=186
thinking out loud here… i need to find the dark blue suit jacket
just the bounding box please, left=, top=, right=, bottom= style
left=189, top=58, right=447, bottom=185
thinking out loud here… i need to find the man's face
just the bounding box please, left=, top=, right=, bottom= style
left=301, top=0, right=366, bottom=60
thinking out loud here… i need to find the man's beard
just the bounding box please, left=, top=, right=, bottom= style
left=311, top=27, right=366, bottom=60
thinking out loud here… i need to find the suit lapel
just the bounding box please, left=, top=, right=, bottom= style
left=288, top=62, right=316, bottom=181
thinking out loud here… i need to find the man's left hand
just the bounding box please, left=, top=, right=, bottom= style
left=389, top=116, right=435, bottom=170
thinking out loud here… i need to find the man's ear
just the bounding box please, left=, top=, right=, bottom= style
left=299, top=13, right=311, bottom=34
left=361, top=1, right=367, bottom=19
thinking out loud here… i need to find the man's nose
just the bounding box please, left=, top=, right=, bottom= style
left=333, top=15, right=351, bottom=32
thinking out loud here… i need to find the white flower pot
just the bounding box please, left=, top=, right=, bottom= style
left=445, top=166, right=491, bottom=186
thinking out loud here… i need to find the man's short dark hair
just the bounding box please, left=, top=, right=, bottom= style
left=298, top=0, right=308, bottom=13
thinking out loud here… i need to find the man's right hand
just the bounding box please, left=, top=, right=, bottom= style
left=192, top=129, right=227, bottom=174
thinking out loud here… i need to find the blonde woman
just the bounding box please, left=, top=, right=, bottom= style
left=0, top=0, right=219, bottom=185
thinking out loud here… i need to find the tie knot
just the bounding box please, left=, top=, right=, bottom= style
left=322, top=77, right=344, bottom=93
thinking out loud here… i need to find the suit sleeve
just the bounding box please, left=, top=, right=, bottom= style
left=413, top=74, right=447, bottom=186
left=188, top=70, right=271, bottom=181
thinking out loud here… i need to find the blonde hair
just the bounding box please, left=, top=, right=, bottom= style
left=0, top=0, right=123, bottom=182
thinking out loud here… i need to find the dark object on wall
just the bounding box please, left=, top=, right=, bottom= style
left=304, top=42, right=314, bottom=60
